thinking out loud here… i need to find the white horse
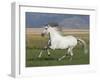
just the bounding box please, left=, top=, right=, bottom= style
left=38, top=25, right=88, bottom=61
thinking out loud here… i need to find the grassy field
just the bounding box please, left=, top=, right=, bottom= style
left=26, top=28, right=89, bottom=67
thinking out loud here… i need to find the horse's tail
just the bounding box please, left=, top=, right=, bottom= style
left=77, top=38, right=88, bottom=54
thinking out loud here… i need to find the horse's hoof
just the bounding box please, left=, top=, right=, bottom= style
left=48, top=54, right=50, bottom=56
left=38, top=56, right=41, bottom=58
left=69, top=57, right=72, bottom=61
left=58, top=59, right=61, bottom=61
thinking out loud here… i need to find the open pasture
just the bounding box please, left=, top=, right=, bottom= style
left=26, top=28, right=89, bottom=67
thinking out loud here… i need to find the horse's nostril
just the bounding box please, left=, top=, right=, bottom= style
left=41, top=33, right=45, bottom=37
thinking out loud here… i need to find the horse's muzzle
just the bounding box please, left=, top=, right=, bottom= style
left=41, top=33, right=45, bottom=37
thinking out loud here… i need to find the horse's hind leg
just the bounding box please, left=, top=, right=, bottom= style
left=68, top=47, right=74, bottom=61
left=58, top=47, right=74, bottom=61
left=58, top=49, right=68, bottom=61
left=58, top=55, right=66, bottom=61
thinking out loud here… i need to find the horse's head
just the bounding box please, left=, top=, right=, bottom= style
left=41, top=24, right=60, bottom=37
left=41, top=25, right=50, bottom=37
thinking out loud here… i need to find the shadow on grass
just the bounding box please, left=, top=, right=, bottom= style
left=27, top=57, right=58, bottom=61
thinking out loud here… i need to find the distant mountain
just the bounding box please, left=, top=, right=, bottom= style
left=59, top=16, right=89, bottom=29
left=26, top=12, right=89, bottom=29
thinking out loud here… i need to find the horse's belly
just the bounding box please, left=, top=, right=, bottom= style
left=50, top=36, right=77, bottom=49
left=50, top=41, right=68, bottom=49
left=59, top=37, right=77, bottom=49
left=58, top=41, right=69, bottom=49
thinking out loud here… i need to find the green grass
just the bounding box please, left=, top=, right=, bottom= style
left=26, top=31, right=89, bottom=67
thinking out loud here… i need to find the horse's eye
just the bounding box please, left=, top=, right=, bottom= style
left=45, top=28, right=48, bottom=30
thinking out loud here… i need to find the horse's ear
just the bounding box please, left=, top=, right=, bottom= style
left=47, top=25, right=51, bottom=27
left=44, top=24, right=48, bottom=26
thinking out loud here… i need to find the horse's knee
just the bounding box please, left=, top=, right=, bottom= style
left=48, top=50, right=50, bottom=54
left=67, top=47, right=74, bottom=56
left=70, top=53, right=73, bottom=56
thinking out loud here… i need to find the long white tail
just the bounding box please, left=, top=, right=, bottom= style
left=77, top=38, right=88, bottom=54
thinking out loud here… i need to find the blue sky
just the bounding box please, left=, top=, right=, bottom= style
left=26, top=12, right=89, bottom=29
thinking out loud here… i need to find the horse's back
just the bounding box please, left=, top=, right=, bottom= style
left=64, top=36, right=77, bottom=47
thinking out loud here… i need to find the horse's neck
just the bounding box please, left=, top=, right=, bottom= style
left=49, top=30, right=61, bottom=40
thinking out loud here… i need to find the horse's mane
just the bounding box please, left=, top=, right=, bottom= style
left=51, top=26, right=62, bottom=36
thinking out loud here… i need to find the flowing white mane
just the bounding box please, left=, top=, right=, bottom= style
left=48, top=26, right=62, bottom=37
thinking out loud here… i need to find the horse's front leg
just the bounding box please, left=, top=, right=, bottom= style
left=38, top=46, right=46, bottom=58
left=45, top=45, right=51, bottom=56
left=46, top=40, right=51, bottom=56
left=38, top=39, right=51, bottom=58
left=38, top=49, right=43, bottom=58
left=38, top=46, right=51, bottom=58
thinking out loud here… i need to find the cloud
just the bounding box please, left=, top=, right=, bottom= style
left=59, top=16, right=89, bottom=29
